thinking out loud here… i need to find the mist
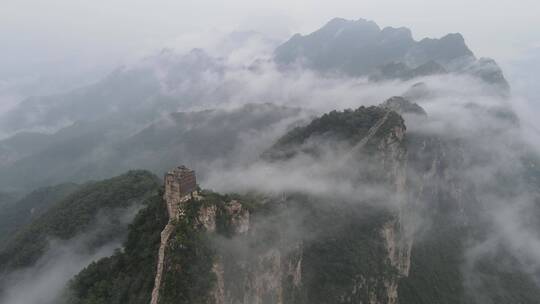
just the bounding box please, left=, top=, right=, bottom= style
left=0, top=204, right=143, bottom=304
left=195, top=65, right=540, bottom=301
left=1, top=3, right=540, bottom=303
left=2, top=1, right=539, bottom=117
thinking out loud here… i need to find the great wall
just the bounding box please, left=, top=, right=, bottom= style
left=150, top=166, right=198, bottom=304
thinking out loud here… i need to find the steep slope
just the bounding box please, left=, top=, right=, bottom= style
left=0, top=182, right=80, bottom=246
left=251, top=104, right=409, bottom=304
left=58, top=96, right=540, bottom=304
left=0, top=19, right=510, bottom=192
left=0, top=49, right=221, bottom=136
left=275, top=18, right=508, bottom=88
left=0, top=170, right=160, bottom=275
left=66, top=103, right=412, bottom=304
left=396, top=135, right=540, bottom=304
left=385, top=92, right=540, bottom=303
left=263, top=105, right=403, bottom=159
left=64, top=191, right=169, bottom=304
left=275, top=18, right=418, bottom=75
left=0, top=32, right=275, bottom=138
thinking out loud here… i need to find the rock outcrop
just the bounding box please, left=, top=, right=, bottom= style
left=154, top=105, right=414, bottom=304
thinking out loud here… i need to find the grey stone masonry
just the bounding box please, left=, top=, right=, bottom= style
left=163, top=165, right=197, bottom=219
left=151, top=165, right=198, bottom=304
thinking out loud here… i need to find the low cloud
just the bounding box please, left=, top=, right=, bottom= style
left=1, top=29, right=540, bottom=302
left=0, top=204, right=143, bottom=304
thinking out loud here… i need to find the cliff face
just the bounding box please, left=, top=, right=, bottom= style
left=201, top=201, right=303, bottom=304
left=83, top=97, right=531, bottom=304
left=395, top=94, right=540, bottom=303
left=63, top=93, right=540, bottom=304
left=154, top=104, right=413, bottom=304
left=157, top=195, right=411, bottom=304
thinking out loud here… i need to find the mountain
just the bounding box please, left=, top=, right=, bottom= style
left=275, top=18, right=509, bottom=88
left=65, top=92, right=540, bottom=303
left=0, top=170, right=162, bottom=304
left=263, top=104, right=404, bottom=159
left=0, top=103, right=305, bottom=192
left=0, top=30, right=276, bottom=138
left=0, top=18, right=511, bottom=192
left=370, top=61, right=447, bottom=81
left=380, top=96, right=427, bottom=116
left=1, top=17, right=538, bottom=304
left=0, top=182, right=80, bottom=246
left=0, top=19, right=507, bottom=140
left=0, top=131, right=54, bottom=166
left=0, top=49, right=224, bottom=136
left=0, top=171, right=159, bottom=274
left=66, top=103, right=410, bottom=304
left=64, top=188, right=168, bottom=304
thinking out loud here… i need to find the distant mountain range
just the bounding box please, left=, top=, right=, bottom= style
left=0, top=103, right=305, bottom=191
left=0, top=19, right=511, bottom=193
left=1, top=18, right=538, bottom=304
left=275, top=18, right=508, bottom=87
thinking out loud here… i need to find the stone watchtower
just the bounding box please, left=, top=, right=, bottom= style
left=151, top=165, right=198, bottom=304
left=163, top=166, right=198, bottom=219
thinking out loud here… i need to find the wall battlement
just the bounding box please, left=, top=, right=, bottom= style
left=163, top=165, right=197, bottom=219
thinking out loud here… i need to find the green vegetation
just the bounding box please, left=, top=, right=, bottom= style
left=0, top=183, right=80, bottom=246
left=0, top=170, right=160, bottom=273
left=64, top=192, right=168, bottom=304
left=64, top=189, right=253, bottom=304
left=159, top=191, right=266, bottom=303
left=297, top=198, right=397, bottom=304
left=398, top=212, right=540, bottom=304
left=60, top=184, right=454, bottom=304
left=264, top=106, right=403, bottom=159
left=398, top=218, right=468, bottom=304
left=159, top=199, right=216, bottom=304
left=275, top=106, right=388, bottom=146
left=400, top=133, right=540, bottom=304
left=0, top=103, right=302, bottom=192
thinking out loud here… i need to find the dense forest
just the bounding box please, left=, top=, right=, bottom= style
left=0, top=170, right=160, bottom=274
left=65, top=192, right=168, bottom=304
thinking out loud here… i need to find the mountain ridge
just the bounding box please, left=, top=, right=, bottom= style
left=1, top=16, right=537, bottom=304
left=275, top=18, right=508, bottom=89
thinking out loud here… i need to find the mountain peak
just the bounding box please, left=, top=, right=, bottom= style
left=381, top=26, right=414, bottom=40
left=409, top=32, right=474, bottom=66
left=274, top=18, right=505, bottom=87
left=324, top=17, right=380, bottom=31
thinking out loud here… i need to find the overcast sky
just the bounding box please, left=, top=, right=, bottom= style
left=1, top=0, right=539, bottom=97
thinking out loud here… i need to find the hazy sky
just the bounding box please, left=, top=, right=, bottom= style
left=1, top=0, right=539, bottom=95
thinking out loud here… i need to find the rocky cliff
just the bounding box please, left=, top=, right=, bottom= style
left=63, top=97, right=540, bottom=304
left=151, top=102, right=413, bottom=304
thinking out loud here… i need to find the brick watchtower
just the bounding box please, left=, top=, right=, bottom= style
left=163, top=165, right=198, bottom=219
left=151, top=165, right=198, bottom=304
